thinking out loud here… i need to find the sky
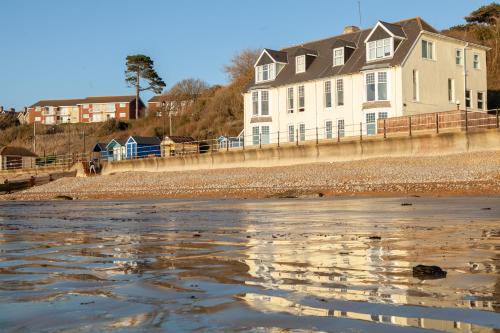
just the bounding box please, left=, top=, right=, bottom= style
left=0, top=0, right=491, bottom=109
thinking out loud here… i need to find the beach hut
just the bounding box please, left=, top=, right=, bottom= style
left=217, top=136, right=244, bottom=150
left=91, top=143, right=108, bottom=161
left=160, top=136, right=197, bottom=157
left=125, top=136, right=161, bottom=159
left=106, top=138, right=127, bottom=161
left=0, top=146, right=38, bottom=170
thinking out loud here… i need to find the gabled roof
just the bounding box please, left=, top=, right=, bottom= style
left=92, top=143, right=108, bottom=152
left=106, top=138, right=127, bottom=149
left=246, top=17, right=453, bottom=92
left=254, top=49, right=288, bottom=67
left=0, top=146, right=38, bottom=157
left=163, top=136, right=195, bottom=143
left=127, top=136, right=161, bottom=145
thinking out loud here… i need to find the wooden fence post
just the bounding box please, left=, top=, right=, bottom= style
left=316, top=127, right=318, bottom=145
left=383, top=119, right=387, bottom=139
left=496, top=108, right=499, bottom=128
left=409, top=116, right=412, bottom=137
left=337, top=123, right=340, bottom=142
left=359, top=122, right=363, bottom=141
left=277, top=131, right=280, bottom=148
left=436, top=113, right=439, bottom=134
left=296, top=128, right=299, bottom=146
left=259, top=132, right=262, bottom=149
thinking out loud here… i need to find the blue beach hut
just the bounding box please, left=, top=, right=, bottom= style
left=125, top=136, right=161, bottom=159
left=106, top=138, right=127, bottom=161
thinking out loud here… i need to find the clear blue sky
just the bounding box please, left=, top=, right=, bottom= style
left=0, top=0, right=491, bottom=109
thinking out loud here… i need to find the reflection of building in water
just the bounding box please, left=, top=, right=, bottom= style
left=242, top=293, right=495, bottom=333
left=243, top=225, right=495, bottom=331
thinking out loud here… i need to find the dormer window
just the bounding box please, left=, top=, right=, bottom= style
left=296, top=55, right=306, bottom=73
left=367, top=38, right=392, bottom=61
left=333, top=47, right=344, bottom=66
left=256, top=63, right=275, bottom=83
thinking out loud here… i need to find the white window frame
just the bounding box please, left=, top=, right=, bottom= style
left=255, top=63, right=276, bottom=83
left=119, top=103, right=126, bottom=108
left=288, top=124, right=295, bottom=142
left=287, top=87, right=294, bottom=114
left=337, top=119, right=345, bottom=138
left=252, top=91, right=259, bottom=116
left=260, top=91, right=269, bottom=116
left=299, top=123, right=306, bottom=141
left=336, top=79, right=344, bottom=106
left=421, top=39, right=435, bottom=60
left=333, top=47, right=344, bottom=66
left=83, top=114, right=89, bottom=119
left=252, top=126, right=260, bottom=145
left=365, top=71, right=388, bottom=102
left=448, top=78, right=455, bottom=103
left=455, top=49, right=462, bottom=66
left=324, top=81, right=332, bottom=109
left=366, top=38, right=392, bottom=62
left=477, top=91, right=484, bottom=110
left=298, top=85, right=305, bottom=112
left=296, top=55, right=306, bottom=73
left=34, top=116, right=41, bottom=122
left=473, top=53, right=480, bottom=69
left=119, top=112, right=126, bottom=118
left=325, top=120, right=333, bottom=139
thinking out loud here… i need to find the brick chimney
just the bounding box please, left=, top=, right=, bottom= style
left=343, top=26, right=360, bottom=34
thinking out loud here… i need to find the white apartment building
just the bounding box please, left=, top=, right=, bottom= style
left=243, top=17, right=488, bottom=145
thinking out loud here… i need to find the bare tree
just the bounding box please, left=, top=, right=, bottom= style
left=169, top=78, right=210, bottom=101
left=223, top=49, right=261, bottom=82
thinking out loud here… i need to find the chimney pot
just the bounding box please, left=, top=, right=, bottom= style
left=344, top=25, right=360, bottom=34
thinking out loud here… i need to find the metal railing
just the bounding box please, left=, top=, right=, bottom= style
left=102, top=109, right=499, bottom=163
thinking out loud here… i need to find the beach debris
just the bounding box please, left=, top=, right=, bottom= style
left=481, top=207, right=491, bottom=210
left=54, top=195, right=73, bottom=200
left=193, top=233, right=201, bottom=238
left=412, top=265, right=447, bottom=280
left=368, top=236, right=381, bottom=240
left=401, top=203, right=413, bottom=206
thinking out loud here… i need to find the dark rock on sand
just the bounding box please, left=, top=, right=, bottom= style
left=413, top=265, right=447, bottom=280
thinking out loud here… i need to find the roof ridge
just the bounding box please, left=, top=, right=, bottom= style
left=281, top=17, right=422, bottom=51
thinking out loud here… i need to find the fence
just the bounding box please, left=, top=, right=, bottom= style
left=0, top=152, right=90, bottom=171
left=110, top=109, right=499, bottom=162
left=4, top=109, right=499, bottom=172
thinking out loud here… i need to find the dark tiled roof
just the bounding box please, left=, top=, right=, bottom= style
left=247, top=17, right=441, bottom=92
left=82, top=96, right=136, bottom=104
left=92, top=143, right=108, bottom=152
left=379, top=21, right=406, bottom=38
left=265, top=49, right=288, bottom=63
left=0, top=146, right=38, bottom=157
left=30, top=99, right=85, bottom=108
left=30, top=96, right=141, bottom=108
left=164, top=136, right=195, bottom=143
left=129, top=136, right=161, bottom=145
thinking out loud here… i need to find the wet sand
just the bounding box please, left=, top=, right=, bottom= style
left=0, top=197, right=499, bottom=332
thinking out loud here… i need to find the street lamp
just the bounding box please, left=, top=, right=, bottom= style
left=161, top=101, right=167, bottom=139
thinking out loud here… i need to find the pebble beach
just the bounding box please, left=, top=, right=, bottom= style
left=4, top=151, right=500, bottom=200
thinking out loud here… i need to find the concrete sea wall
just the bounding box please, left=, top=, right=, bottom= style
left=101, top=129, right=500, bottom=175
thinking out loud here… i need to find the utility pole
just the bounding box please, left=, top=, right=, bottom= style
left=464, top=43, right=468, bottom=131
left=33, top=121, right=36, bottom=153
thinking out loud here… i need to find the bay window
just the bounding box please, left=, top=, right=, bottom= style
left=299, top=123, right=306, bottom=141
left=251, top=90, right=270, bottom=116
left=252, top=126, right=259, bottom=145
left=365, top=71, right=388, bottom=102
